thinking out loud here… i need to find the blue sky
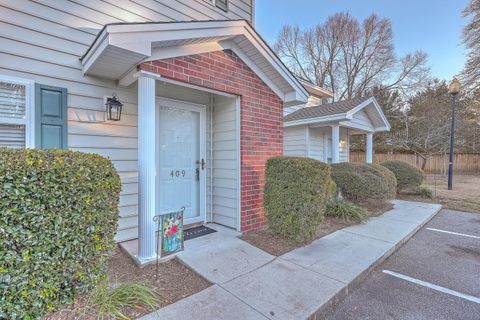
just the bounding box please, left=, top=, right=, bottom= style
left=255, top=0, right=468, bottom=81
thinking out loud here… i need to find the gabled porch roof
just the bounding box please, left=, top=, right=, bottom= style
left=284, top=96, right=391, bottom=133
left=80, top=20, right=309, bottom=106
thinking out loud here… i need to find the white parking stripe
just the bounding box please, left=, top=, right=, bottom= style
left=426, top=228, right=480, bottom=239
left=382, top=270, right=480, bottom=304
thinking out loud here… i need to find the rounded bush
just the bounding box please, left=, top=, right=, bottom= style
left=0, top=148, right=121, bottom=319
left=331, top=163, right=397, bottom=203
left=381, top=160, right=424, bottom=191
left=370, top=163, right=398, bottom=195
left=264, top=156, right=335, bottom=243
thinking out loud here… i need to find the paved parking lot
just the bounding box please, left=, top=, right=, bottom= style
left=327, top=209, right=480, bottom=320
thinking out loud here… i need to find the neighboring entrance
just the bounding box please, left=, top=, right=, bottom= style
left=156, top=98, right=206, bottom=225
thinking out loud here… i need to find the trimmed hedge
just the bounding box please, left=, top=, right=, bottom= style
left=264, top=157, right=335, bottom=243
left=371, top=163, right=398, bottom=195
left=381, top=160, right=424, bottom=191
left=331, top=163, right=397, bottom=203
left=0, top=149, right=121, bottom=319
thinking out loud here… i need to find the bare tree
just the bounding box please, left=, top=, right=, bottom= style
left=389, top=80, right=479, bottom=169
left=462, top=0, right=480, bottom=89
left=274, top=12, right=430, bottom=101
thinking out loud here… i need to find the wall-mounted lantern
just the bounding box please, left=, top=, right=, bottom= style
left=105, top=93, right=123, bottom=121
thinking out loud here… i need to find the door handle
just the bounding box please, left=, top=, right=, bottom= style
left=196, top=159, right=206, bottom=170
left=195, top=168, right=200, bottom=181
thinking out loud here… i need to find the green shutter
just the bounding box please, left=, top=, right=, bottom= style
left=35, top=84, right=67, bottom=149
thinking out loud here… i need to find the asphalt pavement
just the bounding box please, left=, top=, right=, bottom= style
left=327, top=209, right=480, bottom=320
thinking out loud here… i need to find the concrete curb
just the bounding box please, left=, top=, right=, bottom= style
left=139, top=201, right=443, bottom=320
left=308, top=203, right=443, bottom=320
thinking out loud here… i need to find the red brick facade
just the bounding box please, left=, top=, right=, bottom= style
left=139, top=50, right=284, bottom=233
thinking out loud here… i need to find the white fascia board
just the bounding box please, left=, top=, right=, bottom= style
left=222, top=40, right=285, bottom=101
left=147, top=41, right=225, bottom=61
left=82, top=32, right=109, bottom=75
left=106, top=20, right=246, bottom=34
left=339, top=120, right=375, bottom=133
left=284, top=114, right=348, bottom=127
left=346, top=97, right=374, bottom=117
left=109, top=26, right=244, bottom=46
left=375, top=126, right=390, bottom=132
left=371, top=98, right=391, bottom=130
left=241, top=24, right=308, bottom=102
left=299, top=79, right=334, bottom=98
left=82, top=20, right=308, bottom=103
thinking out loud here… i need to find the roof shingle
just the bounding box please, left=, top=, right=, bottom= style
left=284, top=96, right=371, bottom=122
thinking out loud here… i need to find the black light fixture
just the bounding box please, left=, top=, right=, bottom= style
left=105, top=93, right=123, bottom=121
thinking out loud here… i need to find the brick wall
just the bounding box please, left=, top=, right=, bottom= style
left=139, top=49, right=284, bottom=233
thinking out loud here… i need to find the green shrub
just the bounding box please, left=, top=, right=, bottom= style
left=414, top=186, right=433, bottom=199
left=370, top=163, right=398, bottom=194
left=331, top=163, right=397, bottom=203
left=264, top=157, right=335, bottom=243
left=381, top=160, right=424, bottom=191
left=325, top=199, right=368, bottom=222
left=0, top=148, right=121, bottom=319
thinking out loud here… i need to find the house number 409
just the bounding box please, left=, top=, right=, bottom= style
left=170, top=170, right=186, bottom=178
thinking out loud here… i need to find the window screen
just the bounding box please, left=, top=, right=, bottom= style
left=0, top=81, right=26, bottom=147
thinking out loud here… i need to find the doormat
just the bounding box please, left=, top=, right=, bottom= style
left=184, top=225, right=217, bottom=241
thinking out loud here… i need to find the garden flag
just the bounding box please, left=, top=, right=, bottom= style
left=159, top=208, right=184, bottom=257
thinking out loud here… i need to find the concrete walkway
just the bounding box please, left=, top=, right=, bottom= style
left=140, top=200, right=442, bottom=320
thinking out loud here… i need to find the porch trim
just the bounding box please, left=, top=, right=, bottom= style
left=80, top=20, right=309, bottom=106
left=235, top=96, right=241, bottom=232
left=284, top=114, right=348, bottom=127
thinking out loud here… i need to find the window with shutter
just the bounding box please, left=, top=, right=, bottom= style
left=216, top=0, right=228, bottom=11
left=0, top=76, right=34, bottom=148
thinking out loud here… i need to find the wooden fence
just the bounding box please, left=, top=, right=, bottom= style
left=350, top=152, right=480, bottom=174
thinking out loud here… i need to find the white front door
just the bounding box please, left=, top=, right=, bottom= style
left=156, top=98, right=206, bottom=225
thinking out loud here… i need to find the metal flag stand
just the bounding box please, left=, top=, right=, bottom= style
left=153, top=207, right=185, bottom=279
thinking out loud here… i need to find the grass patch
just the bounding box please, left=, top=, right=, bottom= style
left=326, top=199, right=369, bottom=222
left=82, top=280, right=159, bottom=320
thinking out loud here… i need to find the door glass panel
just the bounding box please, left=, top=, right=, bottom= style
left=157, top=105, right=200, bottom=222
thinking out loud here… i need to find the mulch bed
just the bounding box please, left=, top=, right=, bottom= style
left=241, top=201, right=394, bottom=256
left=43, top=247, right=211, bottom=320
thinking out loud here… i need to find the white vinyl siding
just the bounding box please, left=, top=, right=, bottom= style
left=284, top=125, right=350, bottom=163
left=350, top=109, right=375, bottom=132
left=308, top=127, right=326, bottom=161
left=211, top=95, right=239, bottom=229
left=0, top=1, right=250, bottom=242
left=283, top=126, right=307, bottom=157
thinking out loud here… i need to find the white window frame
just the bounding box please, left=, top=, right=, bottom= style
left=203, top=0, right=228, bottom=11
left=0, top=75, right=35, bottom=148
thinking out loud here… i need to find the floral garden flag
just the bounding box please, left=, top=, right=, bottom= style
left=160, top=209, right=184, bottom=256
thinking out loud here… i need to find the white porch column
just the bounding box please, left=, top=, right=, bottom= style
left=366, top=132, right=373, bottom=164
left=137, top=71, right=160, bottom=262
left=332, top=125, right=340, bottom=164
